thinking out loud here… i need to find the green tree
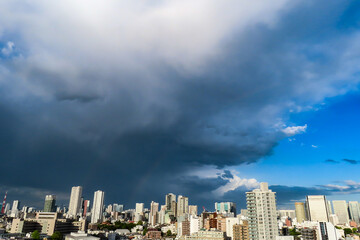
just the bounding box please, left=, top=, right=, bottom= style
left=137, top=221, right=143, bottom=225
left=51, top=231, right=62, bottom=240
left=344, top=228, right=353, bottom=235
left=31, top=230, right=40, bottom=240
left=143, top=227, right=148, bottom=236
left=166, top=230, right=172, bottom=236
left=289, top=228, right=301, bottom=236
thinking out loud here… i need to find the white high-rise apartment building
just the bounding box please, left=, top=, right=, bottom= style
left=149, top=201, right=159, bottom=226
left=246, top=182, right=278, bottom=240
left=332, top=200, right=349, bottom=225
left=91, top=190, right=104, bottom=223
left=68, top=186, right=82, bottom=218
left=305, top=195, right=329, bottom=222
left=349, top=201, right=360, bottom=224
left=10, top=200, right=20, bottom=217
left=136, top=203, right=144, bottom=213
left=177, top=195, right=189, bottom=217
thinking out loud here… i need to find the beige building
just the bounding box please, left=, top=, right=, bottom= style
left=11, top=212, right=86, bottom=235
left=295, top=202, right=306, bottom=223
left=179, top=229, right=225, bottom=240
left=233, top=221, right=249, bottom=240
left=305, top=195, right=329, bottom=222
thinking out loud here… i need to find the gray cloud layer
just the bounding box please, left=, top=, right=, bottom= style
left=0, top=0, right=360, bottom=208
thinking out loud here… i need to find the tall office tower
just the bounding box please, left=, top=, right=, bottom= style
left=246, top=182, right=277, bottom=240
left=10, top=200, right=20, bottom=217
left=215, top=202, right=237, bottom=216
left=149, top=201, right=159, bottom=226
left=349, top=201, right=360, bottom=224
left=305, top=195, right=330, bottom=222
left=159, top=205, right=167, bottom=224
left=68, top=186, right=83, bottom=218
left=44, top=195, right=56, bottom=212
left=295, top=202, right=306, bottom=223
left=136, top=203, right=144, bottom=213
left=165, top=193, right=176, bottom=211
left=332, top=200, right=349, bottom=225
left=4, top=203, right=10, bottom=214
left=83, top=200, right=90, bottom=217
left=188, top=205, right=198, bottom=216
left=177, top=195, right=189, bottom=217
left=91, top=190, right=105, bottom=224
left=171, top=201, right=177, bottom=217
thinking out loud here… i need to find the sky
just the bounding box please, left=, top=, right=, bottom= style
left=1, top=0, right=360, bottom=211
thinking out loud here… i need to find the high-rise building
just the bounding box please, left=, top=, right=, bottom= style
left=246, top=182, right=277, bottom=240
left=44, top=195, right=56, bottom=212
left=166, top=193, right=176, bottom=211
left=215, top=202, right=236, bottom=216
left=177, top=195, right=189, bottom=217
left=10, top=200, right=20, bottom=217
left=136, top=203, right=144, bottom=214
left=348, top=201, right=360, bottom=224
left=305, top=195, right=329, bottom=222
left=149, top=201, right=159, bottom=226
left=91, top=190, right=104, bottom=224
left=295, top=202, right=306, bottom=223
left=68, top=186, right=83, bottom=218
left=189, top=205, right=198, bottom=216
left=332, top=200, right=349, bottom=225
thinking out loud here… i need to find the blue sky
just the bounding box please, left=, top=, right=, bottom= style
left=2, top=0, right=360, bottom=210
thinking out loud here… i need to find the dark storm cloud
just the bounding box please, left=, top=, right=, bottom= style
left=0, top=0, right=360, bottom=208
left=324, top=159, right=339, bottom=164
left=342, top=158, right=360, bottom=164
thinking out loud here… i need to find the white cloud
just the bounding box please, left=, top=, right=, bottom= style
left=1, top=41, right=14, bottom=56
left=213, top=170, right=259, bottom=196
left=311, top=144, right=318, bottom=148
left=281, top=124, right=307, bottom=136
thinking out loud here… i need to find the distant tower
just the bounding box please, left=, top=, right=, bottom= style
left=349, top=201, right=360, bottom=224
left=165, top=193, right=176, bottom=211
left=10, top=200, right=20, bottom=217
left=295, top=202, right=306, bottom=223
left=177, top=195, right=189, bottom=217
left=332, top=200, right=350, bottom=225
left=68, top=186, right=82, bottom=218
left=149, top=201, right=159, bottom=226
left=44, top=195, right=56, bottom=212
left=1, top=192, right=7, bottom=214
left=91, top=190, right=105, bottom=224
left=305, top=195, right=330, bottom=222
left=246, top=182, right=278, bottom=240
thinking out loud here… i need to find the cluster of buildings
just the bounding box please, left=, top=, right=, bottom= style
left=0, top=183, right=359, bottom=240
